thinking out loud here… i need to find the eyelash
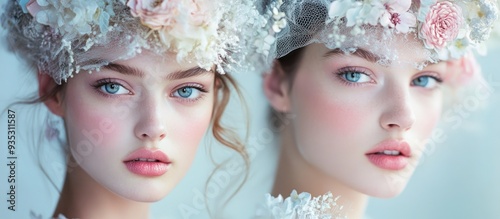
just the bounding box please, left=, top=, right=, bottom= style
left=92, top=79, right=209, bottom=103
left=170, top=83, right=209, bottom=103
left=411, top=73, right=443, bottom=89
left=413, top=73, right=443, bottom=83
left=335, top=67, right=374, bottom=86
left=335, top=67, right=444, bottom=88
left=91, top=78, right=131, bottom=98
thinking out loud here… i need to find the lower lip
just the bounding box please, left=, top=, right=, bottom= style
left=124, top=161, right=170, bottom=177
left=366, top=154, right=408, bottom=170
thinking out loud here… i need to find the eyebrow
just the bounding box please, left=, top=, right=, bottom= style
left=324, top=48, right=382, bottom=63
left=165, top=67, right=212, bottom=80
left=104, top=63, right=145, bottom=78
left=103, top=63, right=211, bottom=80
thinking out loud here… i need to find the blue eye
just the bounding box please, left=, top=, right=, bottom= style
left=340, top=71, right=371, bottom=83
left=177, top=87, right=193, bottom=98
left=99, top=82, right=130, bottom=95
left=412, top=76, right=440, bottom=88
left=173, top=86, right=202, bottom=99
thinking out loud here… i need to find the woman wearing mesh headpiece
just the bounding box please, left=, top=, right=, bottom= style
left=258, top=0, right=498, bottom=218
left=1, top=0, right=274, bottom=218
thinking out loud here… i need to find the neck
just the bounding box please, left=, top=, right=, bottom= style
left=272, top=125, right=368, bottom=219
left=54, top=165, right=150, bottom=219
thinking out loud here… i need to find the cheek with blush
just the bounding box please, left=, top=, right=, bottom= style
left=64, top=106, right=127, bottom=166
left=287, top=73, right=381, bottom=173
left=290, top=74, right=371, bottom=141
left=169, top=114, right=209, bottom=149
left=62, top=78, right=130, bottom=150
left=415, top=93, right=443, bottom=134
left=167, top=100, right=214, bottom=159
left=418, top=110, right=441, bottom=139
left=411, top=100, right=443, bottom=159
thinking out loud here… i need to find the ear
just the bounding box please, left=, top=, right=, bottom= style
left=263, top=61, right=291, bottom=112
left=38, top=72, right=64, bottom=117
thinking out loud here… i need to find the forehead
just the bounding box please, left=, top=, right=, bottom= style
left=81, top=46, right=199, bottom=72
left=321, top=25, right=433, bottom=68
left=121, top=50, right=197, bottom=68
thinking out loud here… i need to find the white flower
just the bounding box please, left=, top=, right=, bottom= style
left=328, top=0, right=355, bottom=19
left=328, top=0, right=425, bottom=39
left=27, top=0, right=114, bottom=39
left=379, top=0, right=416, bottom=33
left=271, top=0, right=286, bottom=33
left=448, top=36, right=471, bottom=59
left=272, top=7, right=287, bottom=33
left=344, top=2, right=372, bottom=27
left=468, top=0, right=499, bottom=43
left=258, top=190, right=346, bottom=219
left=254, top=33, right=275, bottom=56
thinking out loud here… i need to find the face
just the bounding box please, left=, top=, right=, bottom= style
left=60, top=51, right=215, bottom=202
left=270, top=43, right=448, bottom=198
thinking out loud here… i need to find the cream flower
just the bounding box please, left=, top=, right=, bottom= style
left=127, top=0, right=179, bottom=30
left=155, top=0, right=216, bottom=65
left=25, top=0, right=114, bottom=38
left=468, top=0, right=499, bottom=43
left=448, top=36, right=470, bottom=59
left=125, top=0, right=219, bottom=69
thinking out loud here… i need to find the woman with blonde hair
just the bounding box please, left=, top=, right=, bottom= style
left=1, top=0, right=277, bottom=218
left=258, top=0, right=498, bottom=218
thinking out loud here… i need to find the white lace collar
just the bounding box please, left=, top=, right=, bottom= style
left=256, top=190, right=347, bottom=219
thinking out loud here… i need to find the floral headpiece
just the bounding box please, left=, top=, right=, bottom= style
left=2, top=0, right=282, bottom=84
left=268, top=0, right=498, bottom=69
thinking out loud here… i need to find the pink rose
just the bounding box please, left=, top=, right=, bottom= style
left=445, top=52, right=482, bottom=87
left=127, top=0, right=179, bottom=30
left=26, top=0, right=41, bottom=17
left=419, top=1, right=463, bottom=50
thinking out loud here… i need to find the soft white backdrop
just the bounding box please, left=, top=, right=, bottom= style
left=1, top=3, right=500, bottom=218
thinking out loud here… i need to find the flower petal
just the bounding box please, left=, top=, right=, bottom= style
left=379, top=12, right=391, bottom=27
left=388, top=0, right=411, bottom=12
left=328, top=0, right=352, bottom=18
left=399, top=11, right=416, bottom=27
left=345, top=6, right=360, bottom=27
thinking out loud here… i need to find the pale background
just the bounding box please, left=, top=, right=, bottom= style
left=1, top=3, right=500, bottom=219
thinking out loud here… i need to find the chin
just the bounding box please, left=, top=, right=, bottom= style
left=366, top=186, right=406, bottom=198
left=362, top=177, right=410, bottom=198
left=134, top=195, right=166, bottom=203
left=112, top=182, right=173, bottom=202
left=121, top=190, right=170, bottom=203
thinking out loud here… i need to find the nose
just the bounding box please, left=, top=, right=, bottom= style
left=134, top=95, right=167, bottom=141
left=379, top=85, right=415, bottom=132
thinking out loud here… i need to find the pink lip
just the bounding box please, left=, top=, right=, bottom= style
left=365, top=139, right=411, bottom=170
left=123, top=148, right=171, bottom=177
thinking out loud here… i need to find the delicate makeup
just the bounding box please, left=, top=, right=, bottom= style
left=277, top=43, right=444, bottom=198
left=62, top=52, right=215, bottom=202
